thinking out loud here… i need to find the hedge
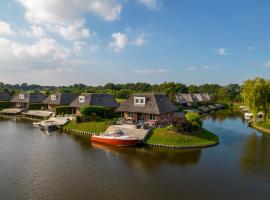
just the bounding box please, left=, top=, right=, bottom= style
left=80, top=106, right=116, bottom=118
left=28, top=103, right=45, bottom=110
left=55, top=106, right=74, bottom=115
left=0, top=102, right=12, bottom=111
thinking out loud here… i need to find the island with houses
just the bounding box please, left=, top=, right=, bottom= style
left=0, top=89, right=222, bottom=148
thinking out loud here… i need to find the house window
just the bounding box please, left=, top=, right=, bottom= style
left=79, top=96, right=85, bottom=103
left=19, top=94, right=25, bottom=100
left=128, top=112, right=134, bottom=118
left=150, top=114, right=156, bottom=120
left=134, top=97, right=146, bottom=107
left=51, top=95, right=56, bottom=101
left=162, top=114, right=166, bottom=120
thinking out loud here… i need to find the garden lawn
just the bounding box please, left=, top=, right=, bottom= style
left=146, top=128, right=219, bottom=147
left=64, top=120, right=109, bottom=133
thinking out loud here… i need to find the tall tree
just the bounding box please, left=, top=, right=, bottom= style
left=241, top=78, right=270, bottom=121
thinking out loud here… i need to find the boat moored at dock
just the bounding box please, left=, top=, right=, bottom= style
left=91, top=130, right=140, bottom=147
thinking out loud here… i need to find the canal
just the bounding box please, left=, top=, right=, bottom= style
left=0, top=111, right=270, bottom=200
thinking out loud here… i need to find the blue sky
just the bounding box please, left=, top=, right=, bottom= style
left=0, top=0, right=269, bottom=86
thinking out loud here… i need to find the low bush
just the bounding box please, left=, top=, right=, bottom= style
left=28, top=103, right=45, bottom=110
left=0, top=102, right=12, bottom=110
left=80, top=106, right=115, bottom=119
left=170, top=117, right=192, bottom=132
left=185, top=112, right=202, bottom=130
left=76, top=115, right=82, bottom=123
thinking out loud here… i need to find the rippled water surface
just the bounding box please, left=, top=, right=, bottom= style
left=0, top=112, right=270, bottom=200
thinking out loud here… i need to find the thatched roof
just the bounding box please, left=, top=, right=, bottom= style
left=11, top=93, right=46, bottom=103
left=116, top=93, right=178, bottom=114
left=0, top=92, right=11, bottom=102
left=176, top=93, right=211, bottom=103
left=70, top=93, right=119, bottom=108
left=176, top=94, right=196, bottom=103
left=43, top=93, right=77, bottom=105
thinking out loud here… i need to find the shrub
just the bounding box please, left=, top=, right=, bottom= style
left=28, top=103, right=45, bottom=110
left=76, top=115, right=82, bottom=123
left=170, top=117, right=192, bottom=132
left=55, top=106, right=74, bottom=115
left=0, top=102, right=12, bottom=110
left=80, top=106, right=115, bottom=118
left=185, top=112, right=202, bottom=130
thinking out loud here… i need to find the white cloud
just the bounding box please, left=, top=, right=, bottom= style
left=89, top=44, right=99, bottom=52
left=186, top=67, right=196, bottom=71
left=137, top=0, right=160, bottom=10
left=56, top=21, right=91, bottom=40
left=264, top=60, right=270, bottom=68
left=133, top=68, right=167, bottom=74
left=73, top=41, right=86, bottom=56
left=131, top=35, right=145, bottom=46
left=0, top=37, right=69, bottom=65
left=22, top=25, right=46, bottom=38
left=215, top=48, right=230, bottom=55
left=0, top=20, right=15, bottom=35
left=109, top=32, right=128, bottom=53
left=17, top=0, right=122, bottom=24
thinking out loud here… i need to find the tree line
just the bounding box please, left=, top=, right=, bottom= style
left=0, top=81, right=241, bottom=102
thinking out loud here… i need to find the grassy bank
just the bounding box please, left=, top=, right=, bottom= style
left=145, top=128, right=219, bottom=147
left=64, top=120, right=109, bottom=133
left=253, top=121, right=270, bottom=135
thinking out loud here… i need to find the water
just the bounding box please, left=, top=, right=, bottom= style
left=0, top=112, right=270, bottom=200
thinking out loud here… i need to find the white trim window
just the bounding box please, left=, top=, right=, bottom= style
left=19, top=94, right=25, bottom=100
left=150, top=114, right=156, bottom=120
left=134, top=97, right=146, bottom=107
left=51, top=95, right=56, bottom=101
left=79, top=96, right=85, bottom=103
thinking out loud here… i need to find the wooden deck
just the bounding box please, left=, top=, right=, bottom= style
left=22, top=110, right=53, bottom=119
left=0, top=108, right=24, bottom=115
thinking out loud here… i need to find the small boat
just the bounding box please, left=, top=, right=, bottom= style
left=91, top=130, right=139, bottom=147
left=244, top=112, right=253, bottom=120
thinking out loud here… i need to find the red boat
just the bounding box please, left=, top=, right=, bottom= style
left=91, top=130, right=139, bottom=147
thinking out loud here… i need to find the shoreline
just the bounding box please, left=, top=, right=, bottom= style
left=252, top=123, right=270, bottom=135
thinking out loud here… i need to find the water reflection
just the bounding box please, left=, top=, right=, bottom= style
left=207, top=110, right=245, bottom=123
left=241, top=132, right=270, bottom=180
left=91, top=142, right=202, bottom=169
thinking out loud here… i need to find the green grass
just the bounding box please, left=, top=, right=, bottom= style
left=145, top=128, right=219, bottom=147
left=64, top=120, right=109, bottom=133
left=255, top=120, right=270, bottom=129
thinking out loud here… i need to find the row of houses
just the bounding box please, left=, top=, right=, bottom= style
left=175, top=93, right=211, bottom=107
left=0, top=91, right=212, bottom=124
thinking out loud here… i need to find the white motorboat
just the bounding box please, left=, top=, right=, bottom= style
left=244, top=112, right=253, bottom=120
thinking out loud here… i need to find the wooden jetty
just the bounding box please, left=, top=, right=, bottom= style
left=22, top=110, right=53, bottom=120
left=0, top=108, right=24, bottom=116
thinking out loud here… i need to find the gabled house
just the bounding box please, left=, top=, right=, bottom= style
left=70, top=93, right=119, bottom=115
left=0, top=92, right=11, bottom=102
left=43, top=93, right=77, bottom=111
left=11, top=93, right=46, bottom=109
left=116, top=93, right=178, bottom=125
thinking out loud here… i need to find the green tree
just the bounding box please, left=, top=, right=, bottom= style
left=241, top=78, right=270, bottom=121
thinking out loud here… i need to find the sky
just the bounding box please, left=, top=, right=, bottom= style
left=0, top=0, right=269, bottom=86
